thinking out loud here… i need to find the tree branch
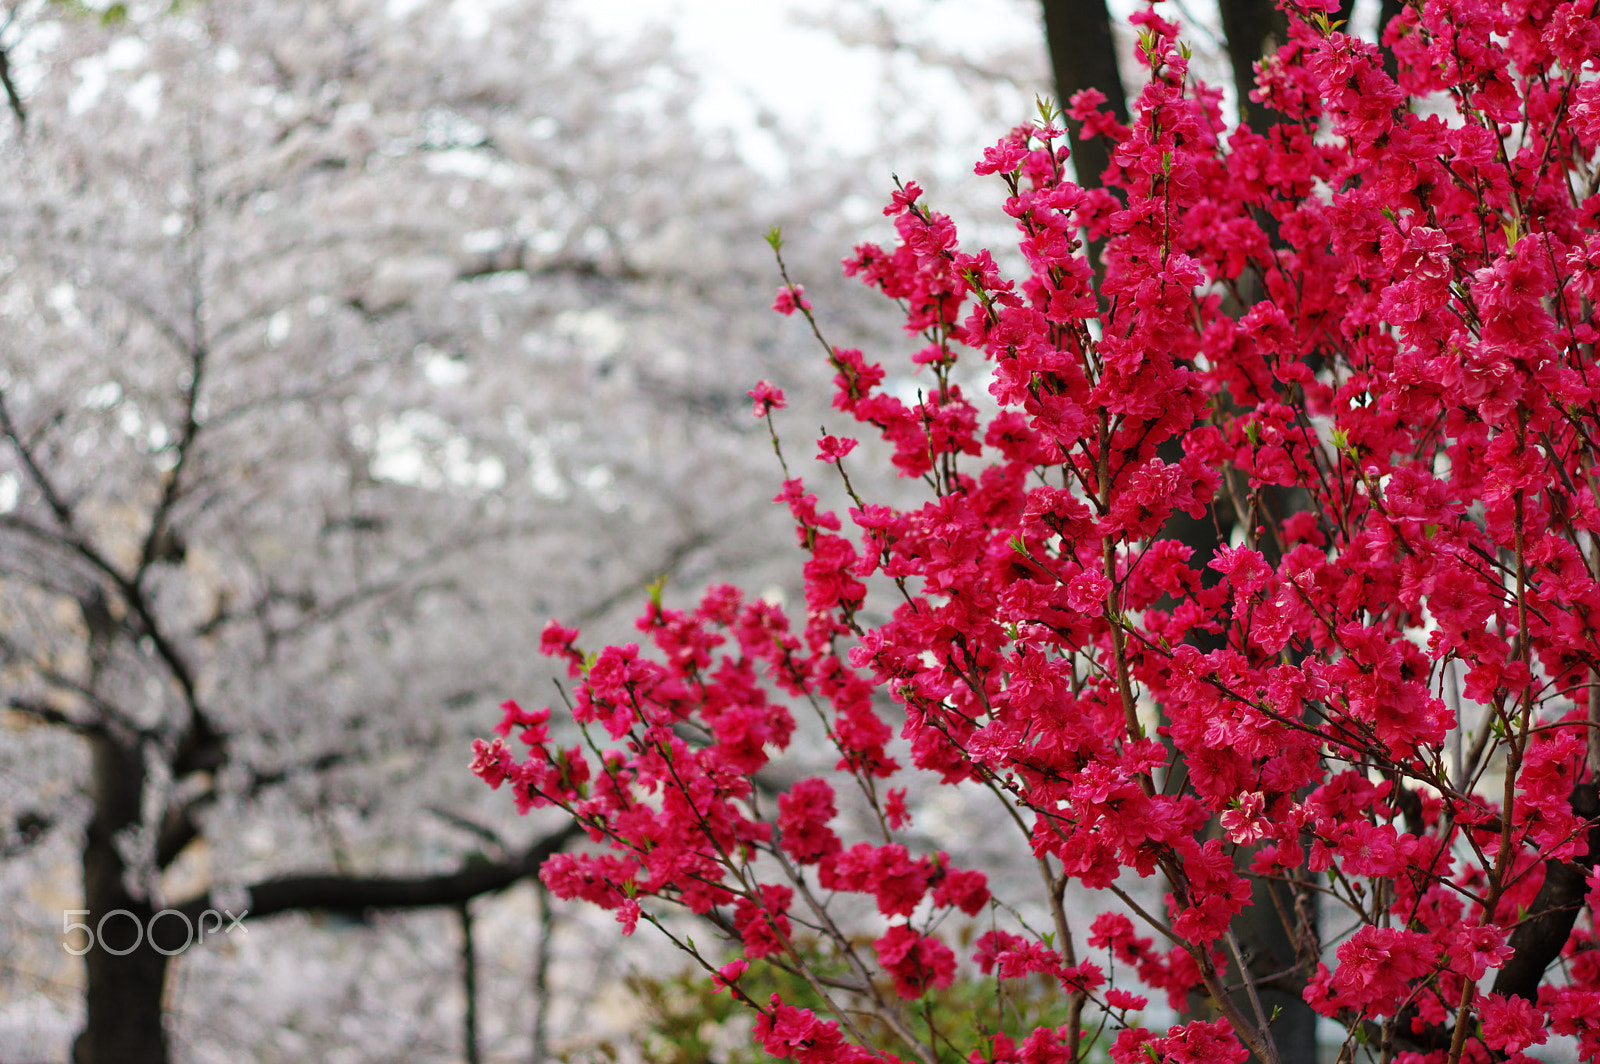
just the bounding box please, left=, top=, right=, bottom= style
left=0, top=492, right=206, bottom=726
left=0, top=37, right=24, bottom=131
left=1491, top=782, right=1600, bottom=1000
left=170, top=821, right=583, bottom=933
left=0, top=390, right=79, bottom=532
left=4, top=695, right=107, bottom=737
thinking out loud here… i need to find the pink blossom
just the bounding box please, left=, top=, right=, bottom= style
left=1478, top=994, right=1547, bottom=1054
left=1065, top=571, right=1110, bottom=613
left=884, top=787, right=911, bottom=829
left=469, top=738, right=513, bottom=789
left=771, top=285, right=811, bottom=316
left=930, top=860, right=989, bottom=915
left=1220, top=792, right=1267, bottom=845
left=615, top=898, right=641, bottom=936
left=713, top=959, right=749, bottom=992
left=748, top=380, right=787, bottom=417
left=1105, top=988, right=1148, bottom=1012
left=777, top=777, right=841, bottom=865
left=815, top=435, right=858, bottom=462
left=874, top=924, right=957, bottom=999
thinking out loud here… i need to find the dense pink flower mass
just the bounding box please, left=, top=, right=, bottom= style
left=477, top=1, right=1600, bottom=1060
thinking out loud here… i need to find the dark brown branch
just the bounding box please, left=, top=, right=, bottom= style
left=1216, top=0, right=1288, bottom=131
left=170, top=822, right=583, bottom=933
left=137, top=350, right=204, bottom=576
left=154, top=799, right=205, bottom=871
left=0, top=628, right=141, bottom=733
left=0, top=487, right=206, bottom=727
left=459, top=900, right=480, bottom=1064
left=1039, top=0, right=1129, bottom=288
left=138, top=124, right=210, bottom=580
left=0, top=391, right=78, bottom=531
left=4, top=695, right=106, bottom=736
left=1492, top=782, right=1600, bottom=1000
left=1040, top=0, right=1130, bottom=188
left=427, top=807, right=510, bottom=855
left=0, top=38, right=23, bottom=130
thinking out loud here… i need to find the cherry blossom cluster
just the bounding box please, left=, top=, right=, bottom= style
left=476, top=0, right=1600, bottom=1060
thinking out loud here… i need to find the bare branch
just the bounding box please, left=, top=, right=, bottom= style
left=171, top=821, right=583, bottom=928
left=0, top=37, right=23, bottom=131
left=0, top=389, right=79, bottom=531
left=4, top=695, right=106, bottom=737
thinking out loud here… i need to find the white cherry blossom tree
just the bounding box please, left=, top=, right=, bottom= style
left=0, top=1, right=894, bottom=1059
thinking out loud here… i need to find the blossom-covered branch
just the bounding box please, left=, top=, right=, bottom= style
left=480, top=1, right=1600, bottom=1060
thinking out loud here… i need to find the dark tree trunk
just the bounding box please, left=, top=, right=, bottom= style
left=1493, top=784, right=1600, bottom=1000
left=461, top=901, right=481, bottom=1064
left=1227, top=875, right=1319, bottom=1064
left=1038, top=0, right=1129, bottom=287
left=1378, top=0, right=1405, bottom=79
left=68, top=720, right=583, bottom=1064
left=1036, top=3, right=1322, bottom=1059
left=75, top=735, right=172, bottom=1064
left=1039, top=0, right=1130, bottom=191
left=1216, top=0, right=1288, bottom=131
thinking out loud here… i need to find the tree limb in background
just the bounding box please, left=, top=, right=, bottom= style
left=0, top=15, right=23, bottom=131
left=169, top=821, right=583, bottom=931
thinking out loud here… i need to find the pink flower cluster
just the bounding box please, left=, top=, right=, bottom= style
left=478, top=1, right=1600, bottom=1060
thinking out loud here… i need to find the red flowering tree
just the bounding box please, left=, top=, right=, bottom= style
left=476, top=0, right=1600, bottom=1060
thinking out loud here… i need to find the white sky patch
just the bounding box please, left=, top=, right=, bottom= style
left=118, top=404, right=144, bottom=438
left=566, top=0, right=1400, bottom=181
left=5, top=20, right=61, bottom=101
left=104, top=36, right=147, bottom=70
left=423, top=149, right=513, bottom=186
left=460, top=228, right=505, bottom=255
left=578, top=0, right=890, bottom=172
left=579, top=464, right=621, bottom=512
left=449, top=0, right=509, bottom=38
left=67, top=58, right=107, bottom=115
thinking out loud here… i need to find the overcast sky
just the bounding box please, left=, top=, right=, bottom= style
left=578, top=0, right=1046, bottom=176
